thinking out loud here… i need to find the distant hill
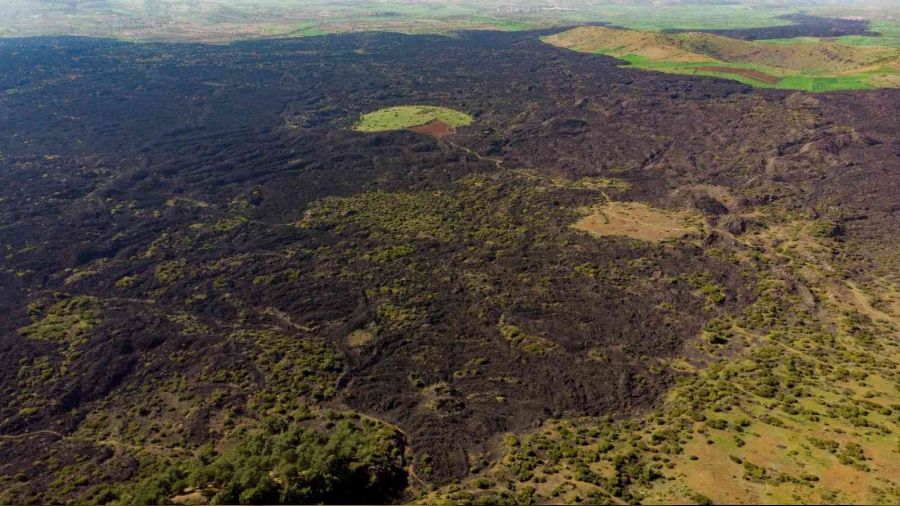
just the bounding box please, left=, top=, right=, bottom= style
left=542, top=25, right=714, bottom=63
left=0, top=0, right=886, bottom=43
left=543, top=25, right=900, bottom=90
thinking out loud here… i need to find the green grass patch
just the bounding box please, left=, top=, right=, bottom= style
left=546, top=25, right=898, bottom=92
left=551, top=5, right=796, bottom=31
left=101, top=417, right=407, bottom=505
left=354, top=105, right=473, bottom=132
left=618, top=53, right=883, bottom=92
left=835, top=20, right=900, bottom=48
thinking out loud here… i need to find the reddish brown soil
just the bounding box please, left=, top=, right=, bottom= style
left=408, top=120, right=454, bottom=138
left=695, top=66, right=780, bottom=84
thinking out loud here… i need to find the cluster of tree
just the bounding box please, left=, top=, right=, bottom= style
left=107, top=417, right=407, bottom=505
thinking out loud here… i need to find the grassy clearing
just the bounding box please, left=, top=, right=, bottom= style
left=353, top=105, right=473, bottom=133
left=543, top=26, right=900, bottom=92
left=678, top=32, right=898, bottom=73
left=573, top=201, right=702, bottom=243
left=630, top=57, right=886, bottom=92
left=835, top=21, right=900, bottom=48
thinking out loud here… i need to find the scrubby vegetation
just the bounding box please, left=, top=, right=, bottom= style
left=20, top=295, right=100, bottom=345
left=91, top=417, right=407, bottom=505
left=296, top=169, right=750, bottom=481
left=432, top=208, right=900, bottom=505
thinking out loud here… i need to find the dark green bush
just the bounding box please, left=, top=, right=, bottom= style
left=119, top=418, right=407, bottom=505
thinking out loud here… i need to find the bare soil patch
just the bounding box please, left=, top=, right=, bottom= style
left=408, top=119, right=454, bottom=138
left=573, top=202, right=701, bottom=242
left=695, top=66, right=780, bottom=84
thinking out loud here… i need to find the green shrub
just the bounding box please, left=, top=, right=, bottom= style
left=120, top=418, right=407, bottom=505
left=691, top=492, right=714, bottom=505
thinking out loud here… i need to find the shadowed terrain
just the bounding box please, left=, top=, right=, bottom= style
left=665, top=13, right=878, bottom=40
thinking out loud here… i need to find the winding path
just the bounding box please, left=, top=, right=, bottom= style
left=0, top=429, right=63, bottom=440
left=444, top=139, right=504, bottom=169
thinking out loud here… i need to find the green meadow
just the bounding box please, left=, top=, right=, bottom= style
left=354, top=105, right=473, bottom=132
left=619, top=55, right=883, bottom=92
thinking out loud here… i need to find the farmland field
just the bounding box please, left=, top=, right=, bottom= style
left=543, top=25, right=900, bottom=91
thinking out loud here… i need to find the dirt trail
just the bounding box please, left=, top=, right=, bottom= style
left=444, top=139, right=504, bottom=168
left=0, top=429, right=64, bottom=440
left=0, top=430, right=178, bottom=457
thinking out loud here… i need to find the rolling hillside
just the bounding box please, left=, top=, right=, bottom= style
left=543, top=25, right=900, bottom=91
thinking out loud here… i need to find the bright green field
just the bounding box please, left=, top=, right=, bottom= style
left=629, top=58, right=878, bottom=92
left=543, top=23, right=899, bottom=92
left=354, top=106, right=473, bottom=132
left=617, top=54, right=889, bottom=92
left=835, top=20, right=900, bottom=48
left=758, top=21, right=900, bottom=49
